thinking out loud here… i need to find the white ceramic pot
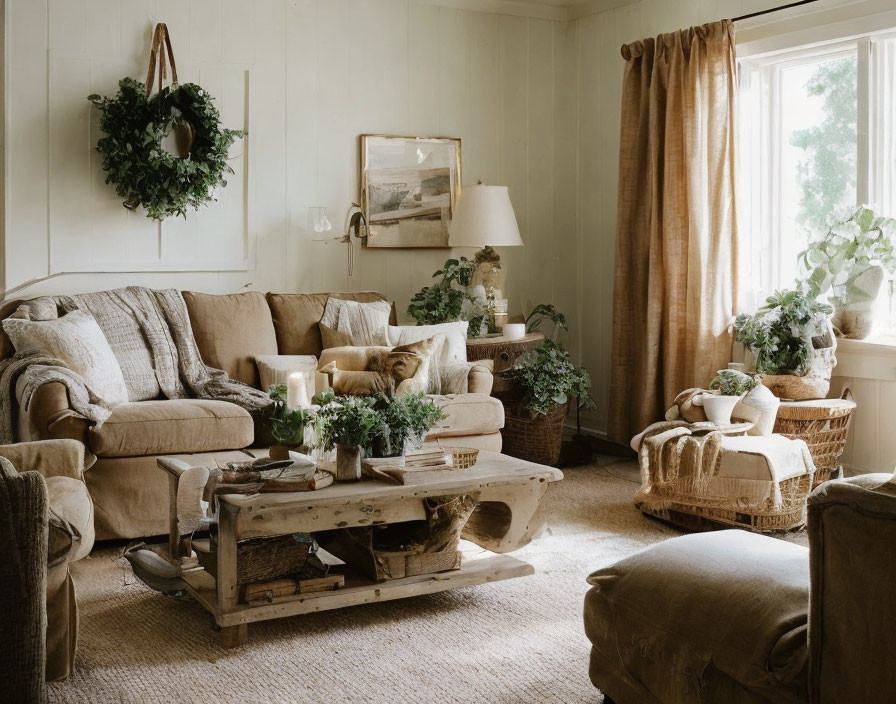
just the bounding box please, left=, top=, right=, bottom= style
left=692, top=393, right=740, bottom=426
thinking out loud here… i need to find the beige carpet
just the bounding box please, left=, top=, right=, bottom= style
left=48, top=458, right=807, bottom=704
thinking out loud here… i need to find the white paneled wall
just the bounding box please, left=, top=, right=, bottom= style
left=4, top=0, right=578, bottom=340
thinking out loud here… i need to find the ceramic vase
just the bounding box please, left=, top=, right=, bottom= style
left=693, top=393, right=740, bottom=426
left=335, top=444, right=361, bottom=482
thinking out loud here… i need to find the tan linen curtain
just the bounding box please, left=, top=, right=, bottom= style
left=608, top=20, right=738, bottom=446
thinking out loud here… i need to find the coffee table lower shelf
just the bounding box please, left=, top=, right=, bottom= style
left=181, top=548, right=534, bottom=647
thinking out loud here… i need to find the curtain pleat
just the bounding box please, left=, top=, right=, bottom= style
left=608, top=20, right=739, bottom=446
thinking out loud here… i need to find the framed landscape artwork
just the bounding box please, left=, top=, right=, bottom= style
left=360, top=135, right=462, bottom=248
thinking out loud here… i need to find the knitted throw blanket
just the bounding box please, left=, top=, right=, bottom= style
left=0, top=287, right=271, bottom=444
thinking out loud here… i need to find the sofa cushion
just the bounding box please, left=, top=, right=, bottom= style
left=585, top=530, right=809, bottom=704
left=88, top=399, right=254, bottom=457
left=319, top=297, right=392, bottom=347
left=182, top=291, right=277, bottom=388
left=266, top=292, right=396, bottom=357
left=424, top=393, right=504, bottom=438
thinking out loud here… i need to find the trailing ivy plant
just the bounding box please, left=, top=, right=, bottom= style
left=504, top=340, right=595, bottom=416
left=799, top=205, right=896, bottom=306
left=88, top=78, right=244, bottom=220
left=525, top=303, right=568, bottom=338
left=732, top=288, right=833, bottom=376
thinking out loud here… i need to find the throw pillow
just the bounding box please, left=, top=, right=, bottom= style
left=318, top=362, right=391, bottom=397
left=392, top=333, right=445, bottom=395
left=387, top=321, right=468, bottom=365
left=319, top=298, right=391, bottom=349
left=3, top=310, right=129, bottom=407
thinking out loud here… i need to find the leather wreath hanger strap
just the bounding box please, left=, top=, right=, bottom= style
left=145, top=22, right=179, bottom=97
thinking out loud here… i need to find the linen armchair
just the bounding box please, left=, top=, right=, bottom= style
left=0, top=440, right=94, bottom=692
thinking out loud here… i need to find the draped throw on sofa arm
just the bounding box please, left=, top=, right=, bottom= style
left=608, top=20, right=739, bottom=446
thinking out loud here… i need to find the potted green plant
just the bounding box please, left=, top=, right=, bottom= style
left=367, top=393, right=445, bottom=458
left=312, top=395, right=381, bottom=481
left=693, top=370, right=758, bottom=426
left=800, top=205, right=896, bottom=339
left=524, top=303, right=568, bottom=340
left=497, top=340, right=594, bottom=466
left=732, top=288, right=835, bottom=400
left=407, top=257, right=492, bottom=336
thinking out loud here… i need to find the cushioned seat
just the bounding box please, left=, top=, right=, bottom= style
left=425, top=393, right=505, bottom=438
left=88, top=399, right=254, bottom=457
left=585, top=530, right=809, bottom=704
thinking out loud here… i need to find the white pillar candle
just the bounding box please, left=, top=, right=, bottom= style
left=315, top=370, right=330, bottom=395
left=504, top=323, right=526, bottom=341
left=286, top=372, right=310, bottom=409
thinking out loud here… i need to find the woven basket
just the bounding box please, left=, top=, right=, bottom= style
left=501, top=401, right=569, bottom=466
left=773, top=398, right=855, bottom=487
left=441, top=447, right=480, bottom=469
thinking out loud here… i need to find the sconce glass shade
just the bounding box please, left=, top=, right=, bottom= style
left=448, top=185, right=523, bottom=248
left=308, top=206, right=332, bottom=234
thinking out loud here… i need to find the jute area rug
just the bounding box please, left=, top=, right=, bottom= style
left=48, top=458, right=808, bottom=704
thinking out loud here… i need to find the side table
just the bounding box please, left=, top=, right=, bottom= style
left=466, top=332, right=544, bottom=373
left=773, top=396, right=856, bottom=487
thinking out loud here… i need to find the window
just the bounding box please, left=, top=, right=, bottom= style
left=739, top=32, right=896, bottom=334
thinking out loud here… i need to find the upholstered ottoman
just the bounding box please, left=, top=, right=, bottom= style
left=584, top=530, right=809, bottom=704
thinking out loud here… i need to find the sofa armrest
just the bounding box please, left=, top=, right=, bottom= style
left=467, top=362, right=494, bottom=396
left=807, top=474, right=896, bottom=702
left=0, top=440, right=93, bottom=481
left=20, top=381, right=91, bottom=445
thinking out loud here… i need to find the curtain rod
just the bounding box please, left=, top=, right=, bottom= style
left=733, top=0, right=820, bottom=23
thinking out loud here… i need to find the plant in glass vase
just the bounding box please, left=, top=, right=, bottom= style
left=367, top=393, right=445, bottom=458
left=800, top=205, right=896, bottom=339
left=267, top=384, right=313, bottom=449
left=312, top=394, right=381, bottom=481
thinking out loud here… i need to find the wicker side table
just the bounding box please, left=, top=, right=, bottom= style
left=773, top=397, right=856, bottom=487
left=465, top=332, right=544, bottom=373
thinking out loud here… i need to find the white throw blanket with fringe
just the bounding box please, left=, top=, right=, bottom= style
left=633, top=421, right=815, bottom=512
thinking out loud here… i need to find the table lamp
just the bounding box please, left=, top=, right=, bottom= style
left=448, top=184, right=523, bottom=332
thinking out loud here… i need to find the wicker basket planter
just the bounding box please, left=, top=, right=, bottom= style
left=773, top=397, right=856, bottom=487
left=500, top=400, right=569, bottom=466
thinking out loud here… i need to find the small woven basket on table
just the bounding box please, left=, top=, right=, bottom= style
left=773, top=394, right=856, bottom=488
left=500, top=400, right=569, bottom=466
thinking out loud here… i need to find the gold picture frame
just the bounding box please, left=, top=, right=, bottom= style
left=359, top=134, right=462, bottom=248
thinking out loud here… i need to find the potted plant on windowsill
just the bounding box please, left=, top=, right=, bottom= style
left=496, top=339, right=594, bottom=466
left=733, top=288, right=836, bottom=400
left=799, top=205, right=896, bottom=339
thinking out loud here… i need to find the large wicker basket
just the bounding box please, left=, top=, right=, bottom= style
left=501, top=401, right=569, bottom=466
left=773, top=396, right=855, bottom=487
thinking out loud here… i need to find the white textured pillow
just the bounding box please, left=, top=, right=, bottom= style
left=319, top=298, right=392, bottom=348
left=388, top=322, right=468, bottom=365
left=3, top=310, right=129, bottom=407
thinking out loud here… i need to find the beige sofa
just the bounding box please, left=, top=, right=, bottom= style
left=3, top=291, right=502, bottom=540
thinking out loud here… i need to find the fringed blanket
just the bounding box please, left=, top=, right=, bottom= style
left=634, top=421, right=815, bottom=514
left=0, top=287, right=271, bottom=443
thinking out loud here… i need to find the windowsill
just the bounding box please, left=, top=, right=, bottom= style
left=833, top=335, right=896, bottom=382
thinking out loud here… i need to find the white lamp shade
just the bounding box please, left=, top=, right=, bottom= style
left=448, top=185, right=523, bottom=248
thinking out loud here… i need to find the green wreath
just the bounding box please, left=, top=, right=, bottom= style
left=88, top=78, right=245, bottom=220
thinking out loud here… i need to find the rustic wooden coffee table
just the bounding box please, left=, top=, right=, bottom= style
left=159, top=451, right=562, bottom=647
